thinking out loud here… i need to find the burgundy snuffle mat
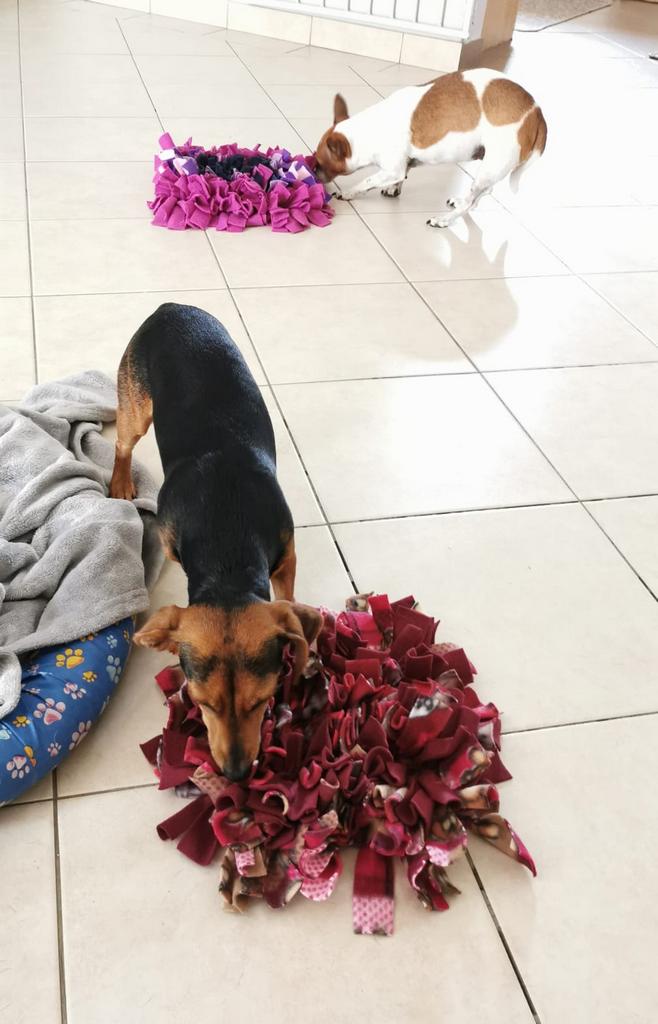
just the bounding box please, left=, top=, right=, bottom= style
left=141, top=594, right=534, bottom=936
left=148, top=134, right=334, bottom=233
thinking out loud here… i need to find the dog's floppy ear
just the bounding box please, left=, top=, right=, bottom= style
left=133, top=605, right=183, bottom=653
left=326, top=133, right=350, bottom=161
left=273, top=601, right=323, bottom=681
left=333, top=93, right=349, bottom=125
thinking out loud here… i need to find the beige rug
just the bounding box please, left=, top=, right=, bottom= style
left=516, top=0, right=611, bottom=31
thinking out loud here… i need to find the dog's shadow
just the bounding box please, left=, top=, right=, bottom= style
left=419, top=214, right=521, bottom=367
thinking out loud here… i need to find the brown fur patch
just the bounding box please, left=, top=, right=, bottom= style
left=314, top=127, right=352, bottom=182
left=158, top=522, right=179, bottom=563
left=410, top=72, right=481, bottom=150
left=482, top=77, right=535, bottom=127
left=518, top=105, right=548, bottom=163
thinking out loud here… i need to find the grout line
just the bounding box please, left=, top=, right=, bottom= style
left=345, top=204, right=658, bottom=609
left=115, top=16, right=165, bottom=133
left=51, top=772, right=68, bottom=1024
left=504, top=708, right=658, bottom=737
left=56, top=780, right=157, bottom=801
left=15, top=0, right=38, bottom=386
left=202, top=37, right=359, bottom=594
left=349, top=61, right=386, bottom=98
left=466, top=850, right=543, bottom=1024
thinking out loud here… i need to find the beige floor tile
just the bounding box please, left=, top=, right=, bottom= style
left=261, top=388, right=324, bottom=526
left=586, top=495, right=658, bottom=594
left=147, top=79, right=279, bottom=117
left=0, top=54, right=21, bottom=116
left=57, top=785, right=534, bottom=1024
left=210, top=215, right=402, bottom=288
left=31, top=219, right=225, bottom=295
left=0, top=802, right=59, bottom=1024
left=292, top=525, right=353, bottom=608
left=0, top=28, right=18, bottom=55
left=136, top=53, right=254, bottom=88
left=161, top=116, right=308, bottom=155
left=489, top=363, right=658, bottom=499
left=21, top=53, right=153, bottom=116
left=243, top=52, right=365, bottom=85
left=470, top=716, right=658, bottom=1022
left=417, top=276, right=658, bottom=371
left=0, top=163, right=25, bottom=220
left=363, top=210, right=567, bottom=282
left=34, top=290, right=267, bottom=385
left=334, top=503, right=658, bottom=728
left=0, top=221, right=30, bottom=297
left=25, top=116, right=161, bottom=162
left=122, top=20, right=231, bottom=55
left=0, top=297, right=35, bottom=399
left=0, top=117, right=24, bottom=162
left=628, top=156, right=658, bottom=204
left=276, top=375, right=569, bottom=521
left=498, top=151, right=639, bottom=209
left=584, top=271, right=658, bottom=345
left=234, top=282, right=471, bottom=383
left=225, top=28, right=306, bottom=55
left=18, top=17, right=129, bottom=53
left=521, top=207, right=658, bottom=274
left=265, top=82, right=381, bottom=119
left=356, top=62, right=438, bottom=87
left=156, top=77, right=280, bottom=117
left=28, top=161, right=152, bottom=220
left=289, top=115, right=336, bottom=151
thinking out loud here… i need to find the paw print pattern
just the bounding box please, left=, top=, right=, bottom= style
left=12, top=715, right=29, bottom=728
left=106, top=655, right=121, bottom=683
left=48, top=741, right=61, bottom=758
left=6, top=746, right=36, bottom=779
left=34, top=698, right=67, bottom=726
left=0, top=725, right=11, bottom=742
left=55, top=648, right=85, bottom=670
left=69, top=721, right=92, bottom=750
left=63, top=682, right=86, bottom=700
left=82, top=671, right=97, bottom=683
left=78, top=633, right=96, bottom=643
left=106, top=634, right=118, bottom=649
left=122, top=629, right=130, bottom=642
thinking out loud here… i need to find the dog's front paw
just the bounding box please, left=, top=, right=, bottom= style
left=427, top=216, right=452, bottom=229
left=381, top=184, right=402, bottom=198
left=337, top=192, right=355, bottom=202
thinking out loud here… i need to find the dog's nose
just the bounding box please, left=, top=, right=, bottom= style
left=222, top=757, right=251, bottom=782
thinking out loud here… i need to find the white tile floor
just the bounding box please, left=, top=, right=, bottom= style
left=2, top=1, right=658, bottom=1022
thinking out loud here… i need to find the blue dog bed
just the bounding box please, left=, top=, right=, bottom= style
left=0, top=619, right=133, bottom=805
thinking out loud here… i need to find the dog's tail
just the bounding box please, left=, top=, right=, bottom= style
left=509, top=104, right=547, bottom=194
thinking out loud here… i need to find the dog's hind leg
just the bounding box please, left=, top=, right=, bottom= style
left=429, top=147, right=517, bottom=228
left=109, top=346, right=153, bottom=501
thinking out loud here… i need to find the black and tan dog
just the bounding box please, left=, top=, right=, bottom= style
left=109, top=302, right=322, bottom=780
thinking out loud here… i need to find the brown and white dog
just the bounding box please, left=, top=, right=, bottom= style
left=314, top=69, right=547, bottom=227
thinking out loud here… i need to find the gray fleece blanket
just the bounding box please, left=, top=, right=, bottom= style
left=0, top=371, right=164, bottom=720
